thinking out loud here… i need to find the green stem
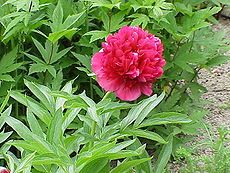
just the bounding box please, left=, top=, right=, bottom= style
left=89, top=92, right=112, bottom=148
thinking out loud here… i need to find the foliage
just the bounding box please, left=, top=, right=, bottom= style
left=0, top=0, right=229, bottom=172
left=0, top=80, right=191, bottom=172
left=175, top=126, right=230, bottom=173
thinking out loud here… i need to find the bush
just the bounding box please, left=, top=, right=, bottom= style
left=0, top=0, right=229, bottom=172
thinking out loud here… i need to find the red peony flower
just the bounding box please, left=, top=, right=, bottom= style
left=0, top=167, right=10, bottom=173
left=92, top=26, right=165, bottom=101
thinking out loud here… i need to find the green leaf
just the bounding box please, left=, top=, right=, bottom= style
left=56, top=80, right=73, bottom=110
left=121, top=94, right=158, bottom=130
left=46, top=65, right=56, bottom=77
left=0, top=91, right=10, bottom=114
left=32, top=153, right=69, bottom=166
left=0, top=47, right=18, bottom=71
left=127, top=138, right=152, bottom=173
left=29, top=63, right=47, bottom=75
left=154, top=136, right=173, bottom=173
left=51, top=1, right=63, bottom=32
left=63, top=11, right=85, bottom=29
left=3, top=13, right=26, bottom=35
left=10, top=91, right=52, bottom=125
left=5, top=116, right=52, bottom=153
left=0, top=131, right=13, bottom=143
left=14, top=152, right=36, bottom=173
left=123, top=129, right=167, bottom=144
left=134, top=92, right=165, bottom=127
left=129, top=13, right=150, bottom=29
left=27, top=109, right=44, bottom=139
left=0, top=74, right=14, bottom=82
left=110, top=158, right=152, bottom=173
left=86, top=0, right=121, bottom=9
left=47, top=109, right=63, bottom=145
left=80, top=157, right=109, bottom=173
left=206, top=56, right=230, bottom=67
left=51, top=46, right=72, bottom=64
left=24, top=52, right=45, bottom=64
left=175, top=2, right=193, bottom=16
left=84, top=30, right=109, bottom=43
left=48, top=28, right=77, bottom=43
left=121, top=92, right=165, bottom=130
left=107, top=139, right=136, bottom=153
left=24, top=80, right=55, bottom=113
left=72, top=52, right=92, bottom=72
left=32, top=37, right=48, bottom=63
left=137, top=112, right=192, bottom=128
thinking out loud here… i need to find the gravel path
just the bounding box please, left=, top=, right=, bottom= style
left=198, top=18, right=230, bottom=129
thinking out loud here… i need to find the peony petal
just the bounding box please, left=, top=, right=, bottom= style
left=140, top=83, right=153, bottom=96
left=92, top=52, right=104, bottom=74
left=115, top=85, right=141, bottom=101
left=97, top=76, right=123, bottom=92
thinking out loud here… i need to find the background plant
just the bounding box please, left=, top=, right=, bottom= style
left=0, top=0, right=230, bottom=172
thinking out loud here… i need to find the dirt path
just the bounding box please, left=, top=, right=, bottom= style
left=198, top=18, right=230, bottom=129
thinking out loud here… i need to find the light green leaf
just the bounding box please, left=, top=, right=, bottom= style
left=72, top=52, right=92, bottom=72
left=84, top=30, right=109, bottom=43
left=51, top=1, right=63, bottom=32
left=154, top=136, right=173, bottom=173
left=0, top=131, right=13, bottom=143
left=0, top=74, right=14, bottom=81
left=27, top=109, right=44, bottom=139
left=129, top=13, right=150, bottom=29
left=14, top=152, right=36, bottom=173
left=29, top=63, right=47, bottom=75
left=46, top=65, right=56, bottom=77
left=123, top=129, right=167, bottom=144
left=32, top=37, right=48, bottom=63
left=48, top=28, right=77, bottom=43
left=47, top=109, right=63, bottom=145
left=24, top=80, right=55, bottom=113
left=110, top=158, right=152, bottom=173
left=134, top=92, right=165, bottom=127
left=63, top=11, right=85, bottom=29
left=137, top=112, right=192, bottom=128
left=24, top=52, right=45, bottom=64
left=51, top=46, right=72, bottom=64
left=10, top=91, right=52, bottom=125
left=207, top=56, right=230, bottom=67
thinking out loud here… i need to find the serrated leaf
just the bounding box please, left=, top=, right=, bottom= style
left=29, top=63, right=47, bottom=75
left=0, top=74, right=14, bottom=82
left=84, top=30, right=109, bottom=43
left=129, top=13, right=150, bottom=29
left=48, top=28, right=77, bottom=43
